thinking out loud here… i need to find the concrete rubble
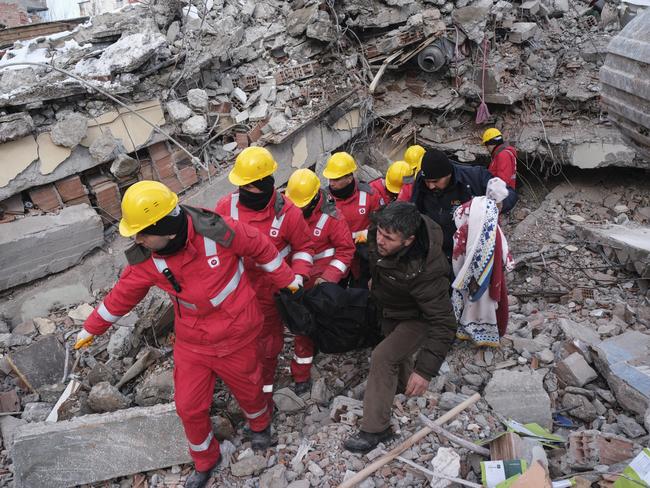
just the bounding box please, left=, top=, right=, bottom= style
left=0, top=0, right=647, bottom=486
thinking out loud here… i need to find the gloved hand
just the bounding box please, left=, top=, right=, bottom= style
left=286, top=275, right=303, bottom=293
left=354, top=229, right=368, bottom=244
left=74, top=329, right=94, bottom=350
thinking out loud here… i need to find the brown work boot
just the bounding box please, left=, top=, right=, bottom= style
left=343, top=428, right=394, bottom=453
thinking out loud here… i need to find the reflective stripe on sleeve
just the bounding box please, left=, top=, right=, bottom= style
left=329, top=259, right=348, bottom=273
left=292, top=252, right=313, bottom=264
left=258, top=253, right=283, bottom=273
left=313, top=248, right=335, bottom=260
left=230, top=193, right=239, bottom=220
left=97, top=302, right=122, bottom=323
left=293, top=355, right=313, bottom=365
left=262, top=384, right=274, bottom=393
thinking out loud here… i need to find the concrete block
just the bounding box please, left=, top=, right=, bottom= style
left=7, top=335, right=69, bottom=393
left=12, top=403, right=191, bottom=488
left=0, top=204, right=104, bottom=291
left=593, top=331, right=650, bottom=416
left=555, top=352, right=598, bottom=387
left=484, top=370, right=552, bottom=428
left=509, top=22, right=538, bottom=43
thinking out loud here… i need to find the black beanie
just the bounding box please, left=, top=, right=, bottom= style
left=140, top=206, right=186, bottom=236
left=420, top=149, right=453, bottom=179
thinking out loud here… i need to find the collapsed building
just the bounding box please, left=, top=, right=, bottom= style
left=0, top=0, right=649, bottom=487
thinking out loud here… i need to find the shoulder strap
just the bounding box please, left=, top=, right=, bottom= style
left=493, top=143, right=513, bottom=158
left=182, top=205, right=235, bottom=247
left=273, top=191, right=285, bottom=216
left=319, top=191, right=339, bottom=218
left=124, top=243, right=151, bottom=266
left=357, top=181, right=374, bottom=194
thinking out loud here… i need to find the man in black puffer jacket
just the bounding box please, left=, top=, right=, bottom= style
left=343, top=201, right=457, bottom=453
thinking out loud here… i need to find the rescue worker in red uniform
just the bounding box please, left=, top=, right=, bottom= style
left=397, top=145, right=426, bottom=202
left=284, top=169, right=356, bottom=388
left=215, top=147, right=314, bottom=400
left=322, top=152, right=384, bottom=289
left=482, top=128, right=517, bottom=189
left=369, top=160, right=413, bottom=204
left=75, top=181, right=298, bottom=488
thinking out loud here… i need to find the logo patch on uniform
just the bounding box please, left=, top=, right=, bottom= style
left=207, top=256, right=220, bottom=268
left=359, top=208, right=366, bottom=215
left=314, top=229, right=322, bottom=237
left=270, top=229, right=279, bottom=237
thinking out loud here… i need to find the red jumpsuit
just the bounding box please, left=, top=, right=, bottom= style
left=291, top=191, right=356, bottom=381
left=216, top=191, right=313, bottom=401
left=329, top=180, right=383, bottom=284
left=83, top=207, right=293, bottom=472
left=488, top=143, right=517, bottom=189
left=368, top=178, right=393, bottom=205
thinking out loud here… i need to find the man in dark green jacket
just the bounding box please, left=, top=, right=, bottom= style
left=344, top=201, right=457, bottom=453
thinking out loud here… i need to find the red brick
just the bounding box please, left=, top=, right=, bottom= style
left=235, top=132, right=249, bottom=149
left=54, top=175, right=87, bottom=202
left=160, top=176, right=183, bottom=194
left=29, top=184, right=62, bottom=212
left=65, top=195, right=92, bottom=207
left=86, top=174, right=112, bottom=188
left=248, top=120, right=268, bottom=143
left=153, top=155, right=176, bottom=179
left=93, top=182, right=122, bottom=221
left=170, top=149, right=190, bottom=165
left=138, top=160, right=155, bottom=181
left=148, top=141, right=171, bottom=162
left=177, top=166, right=199, bottom=188
left=198, top=164, right=219, bottom=179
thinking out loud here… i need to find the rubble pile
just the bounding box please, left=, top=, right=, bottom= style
left=0, top=169, right=647, bottom=487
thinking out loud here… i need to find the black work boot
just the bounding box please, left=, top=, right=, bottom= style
left=343, top=428, right=394, bottom=453
left=293, top=379, right=312, bottom=396
left=184, top=457, right=221, bottom=488
left=251, top=425, right=272, bottom=451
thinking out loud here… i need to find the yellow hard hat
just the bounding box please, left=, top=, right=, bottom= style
left=119, top=180, right=178, bottom=237
left=482, top=128, right=503, bottom=144
left=286, top=168, right=321, bottom=208
left=404, top=145, right=425, bottom=173
left=229, top=146, right=278, bottom=186
left=385, top=160, right=413, bottom=194
left=323, top=152, right=357, bottom=179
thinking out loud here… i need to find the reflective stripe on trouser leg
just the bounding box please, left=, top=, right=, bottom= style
left=291, top=335, right=314, bottom=383
left=173, top=344, right=221, bottom=472
left=189, top=431, right=214, bottom=452
left=212, top=332, right=271, bottom=432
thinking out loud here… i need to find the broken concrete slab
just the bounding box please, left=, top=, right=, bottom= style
left=576, top=223, right=650, bottom=277
left=0, top=415, right=26, bottom=449
left=182, top=115, right=208, bottom=135
left=558, top=318, right=601, bottom=348
left=484, top=370, right=552, bottom=428
left=593, top=331, right=650, bottom=416
left=109, top=154, right=139, bottom=178
left=166, top=100, right=193, bottom=122
left=231, top=455, right=267, bottom=477
left=12, top=403, right=191, bottom=488
left=0, top=113, right=34, bottom=143
left=50, top=113, right=88, bottom=148
left=187, top=89, right=208, bottom=111
left=509, top=22, right=538, bottom=43
left=135, top=370, right=174, bottom=406
left=0, top=204, right=104, bottom=292
left=88, top=129, right=123, bottom=164
left=7, top=335, right=69, bottom=393
left=555, top=352, right=598, bottom=387
left=88, top=382, right=131, bottom=413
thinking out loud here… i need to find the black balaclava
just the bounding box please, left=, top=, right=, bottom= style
left=329, top=176, right=355, bottom=200
left=239, top=175, right=275, bottom=211
left=302, top=191, right=321, bottom=219
left=139, top=207, right=189, bottom=256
